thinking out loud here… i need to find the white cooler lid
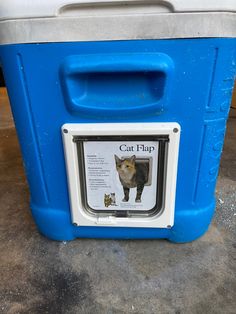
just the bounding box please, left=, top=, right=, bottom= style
left=0, top=0, right=236, bottom=20
left=0, top=0, right=236, bottom=44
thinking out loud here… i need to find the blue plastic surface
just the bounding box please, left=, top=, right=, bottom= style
left=0, top=38, right=235, bottom=242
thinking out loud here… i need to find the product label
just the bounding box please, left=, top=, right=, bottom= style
left=83, top=141, right=159, bottom=211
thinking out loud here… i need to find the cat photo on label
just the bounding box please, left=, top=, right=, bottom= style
left=114, top=155, right=149, bottom=203
left=104, top=193, right=117, bottom=207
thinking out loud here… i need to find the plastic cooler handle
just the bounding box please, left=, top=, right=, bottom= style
left=58, top=1, right=174, bottom=15
left=60, top=53, right=174, bottom=117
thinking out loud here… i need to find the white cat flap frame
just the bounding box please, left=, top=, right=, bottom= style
left=62, top=123, right=180, bottom=228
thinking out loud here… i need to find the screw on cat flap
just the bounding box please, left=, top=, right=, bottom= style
left=0, top=0, right=236, bottom=242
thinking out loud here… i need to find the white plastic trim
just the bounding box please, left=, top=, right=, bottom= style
left=62, top=122, right=180, bottom=228
left=0, top=12, right=236, bottom=45
left=0, top=0, right=236, bottom=21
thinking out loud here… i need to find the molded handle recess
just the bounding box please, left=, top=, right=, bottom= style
left=60, top=53, right=174, bottom=118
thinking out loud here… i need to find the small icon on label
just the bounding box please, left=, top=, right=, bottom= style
left=104, top=193, right=117, bottom=207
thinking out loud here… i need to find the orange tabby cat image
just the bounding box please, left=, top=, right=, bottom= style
left=115, top=155, right=149, bottom=203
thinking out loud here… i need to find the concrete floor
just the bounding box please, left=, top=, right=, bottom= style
left=0, top=87, right=235, bottom=314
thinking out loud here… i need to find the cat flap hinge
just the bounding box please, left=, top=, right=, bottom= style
left=72, top=135, right=170, bottom=143
left=115, top=211, right=129, bottom=218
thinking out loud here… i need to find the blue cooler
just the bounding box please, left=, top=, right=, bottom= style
left=0, top=0, right=235, bottom=242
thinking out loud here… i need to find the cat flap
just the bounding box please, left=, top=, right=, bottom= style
left=62, top=122, right=180, bottom=228
left=75, top=136, right=165, bottom=216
